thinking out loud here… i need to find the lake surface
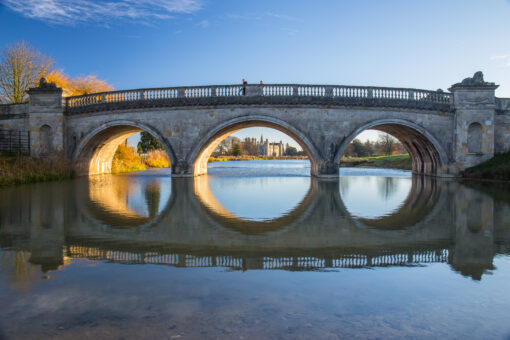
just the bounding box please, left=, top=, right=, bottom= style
left=1, top=160, right=510, bottom=339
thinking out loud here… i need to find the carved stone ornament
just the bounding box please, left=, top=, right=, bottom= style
left=449, top=71, right=498, bottom=90
left=38, top=77, right=57, bottom=89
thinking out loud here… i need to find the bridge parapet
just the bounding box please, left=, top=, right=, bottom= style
left=496, top=97, right=510, bottom=114
left=64, top=84, right=453, bottom=114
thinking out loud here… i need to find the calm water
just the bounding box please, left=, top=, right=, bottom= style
left=1, top=160, right=510, bottom=339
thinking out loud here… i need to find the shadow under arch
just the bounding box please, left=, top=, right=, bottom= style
left=188, top=115, right=320, bottom=177
left=73, top=120, right=178, bottom=175
left=334, top=119, right=448, bottom=175
left=340, top=175, right=444, bottom=230
left=193, top=175, right=319, bottom=235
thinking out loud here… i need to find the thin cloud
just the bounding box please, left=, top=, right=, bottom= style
left=2, top=0, right=203, bottom=25
left=198, top=20, right=209, bottom=28
left=490, top=55, right=509, bottom=60
left=266, top=12, right=297, bottom=21
left=225, top=12, right=297, bottom=22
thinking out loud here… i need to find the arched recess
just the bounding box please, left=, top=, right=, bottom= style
left=40, top=124, right=52, bottom=155
left=467, top=122, right=482, bottom=154
left=335, top=119, right=448, bottom=175
left=73, top=120, right=177, bottom=175
left=188, top=115, right=321, bottom=176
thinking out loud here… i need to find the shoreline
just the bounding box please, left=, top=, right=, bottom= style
left=208, top=155, right=308, bottom=163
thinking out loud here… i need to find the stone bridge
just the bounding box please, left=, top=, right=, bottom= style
left=1, top=71, right=509, bottom=177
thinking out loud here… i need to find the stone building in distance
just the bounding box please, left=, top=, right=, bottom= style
left=213, top=135, right=286, bottom=156
left=258, top=135, right=285, bottom=157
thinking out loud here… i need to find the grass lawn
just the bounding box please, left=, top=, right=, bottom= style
left=340, top=154, right=412, bottom=170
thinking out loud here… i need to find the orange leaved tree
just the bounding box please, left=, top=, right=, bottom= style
left=46, top=70, right=113, bottom=97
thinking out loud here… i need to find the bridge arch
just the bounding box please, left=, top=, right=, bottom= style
left=188, top=115, right=321, bottom=176
left=73, top=120, right=177, bottom=175
left=335, top=118, right=448, bottom=175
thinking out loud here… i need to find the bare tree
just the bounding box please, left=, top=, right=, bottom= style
left=378, top=133, right=396, bottom=156
left=0, top=41, right=53, bottom=103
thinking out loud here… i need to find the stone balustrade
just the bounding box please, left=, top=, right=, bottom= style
left=64, top=84, right=453, bottom=113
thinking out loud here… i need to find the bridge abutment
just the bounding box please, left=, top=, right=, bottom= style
left=27, top=80, right=64, bottom=158
left=450, top=72, right=499, bottom=173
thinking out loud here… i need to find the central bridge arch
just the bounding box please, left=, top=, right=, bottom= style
left=188, top=115, right=321, bottom=177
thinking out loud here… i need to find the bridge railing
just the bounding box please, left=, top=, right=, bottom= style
left=65, top=84, right=452, bottom=111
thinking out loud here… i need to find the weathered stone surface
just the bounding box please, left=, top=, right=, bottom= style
left=0, top=74, right=507, bottom=176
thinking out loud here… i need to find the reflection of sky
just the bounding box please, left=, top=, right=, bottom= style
left=208, top=176, right=310, bottom=221
left=207, top=161, right=414, bottom=220
left=340, top=176, right=412, bottom=219
left=122, top=170, right=172, bottom=217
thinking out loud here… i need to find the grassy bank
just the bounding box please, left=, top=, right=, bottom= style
left=340, top=154, right=412, bottom=170
left=460, top=152, right=510, bottom=181
left=208, top=155, right=308, bottom=163
left=0, top=152, right=74, bottom=186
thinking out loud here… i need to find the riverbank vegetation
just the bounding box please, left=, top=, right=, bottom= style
left=340, top=154, right=412, bottom=170
left=111, top=145, right=171, bottom=174
left=208, top=155, right=308, bottom=162
left=460, top=152, right=510, bottom=181
left=145, top=150, right=171, bottom=168
left=0, top=152, right=74, bottom=186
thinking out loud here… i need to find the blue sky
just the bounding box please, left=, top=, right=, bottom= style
left=2, top=0, right=510, bottom=147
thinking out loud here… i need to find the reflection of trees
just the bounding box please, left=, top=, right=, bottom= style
left=377, top=177, right=397, bottom=201
left=0, top=250, right=41, bottom=292
left=339, top=177, right=350, bottom=198
left=144, top=182, right=161, bottom=218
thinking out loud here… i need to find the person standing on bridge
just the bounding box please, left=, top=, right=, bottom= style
left=242, top=78, right=247, bottom=95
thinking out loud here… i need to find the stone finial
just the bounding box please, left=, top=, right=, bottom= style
left=449, top=71, right=498, bottom=90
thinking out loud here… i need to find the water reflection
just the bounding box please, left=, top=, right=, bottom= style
left=0, top=170, right=508, bottom=283
left=86, top=170, right=171, bottom=227
left=340, top=176, right=412, bottom=218
left=2, top=166, right=510, bottom=339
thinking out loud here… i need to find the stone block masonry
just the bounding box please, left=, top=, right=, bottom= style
left=0, top=72, right=505, bottom=178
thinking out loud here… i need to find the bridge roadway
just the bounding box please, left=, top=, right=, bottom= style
left=1, top=176, right=509, bottom=280
left=1, top=72, right=509, bottom=177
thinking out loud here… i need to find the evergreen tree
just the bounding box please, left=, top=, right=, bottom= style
left=285, top=146, right=298, bottom=156
left=232, top=143, right=242, bottom=156
left=137, top=132, right=164, bottom=153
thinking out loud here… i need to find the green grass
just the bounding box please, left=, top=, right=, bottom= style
left=461, top=152, right=510, bottom=181
left=340, top=154, right=412, bottom=170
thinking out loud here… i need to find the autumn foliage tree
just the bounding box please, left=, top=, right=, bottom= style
left=46, top=70, right=113, bottom=97
left=0, top=41, right=113, bottom=103
left=0, top=41, right=53, bottom=103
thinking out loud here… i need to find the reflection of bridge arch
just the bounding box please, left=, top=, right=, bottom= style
left=72, top=120, right=177, bottom=175
left=188, top=115, right=318, bottom=177
left=80, top=174, right=176, bottom=229
left=339, top=175, right=444, bottom=230
left=335, top=119, right=448, bottom=175
left=193, top=176, right=318, bottom=235
left=79, top=173, right=443, bottom=236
